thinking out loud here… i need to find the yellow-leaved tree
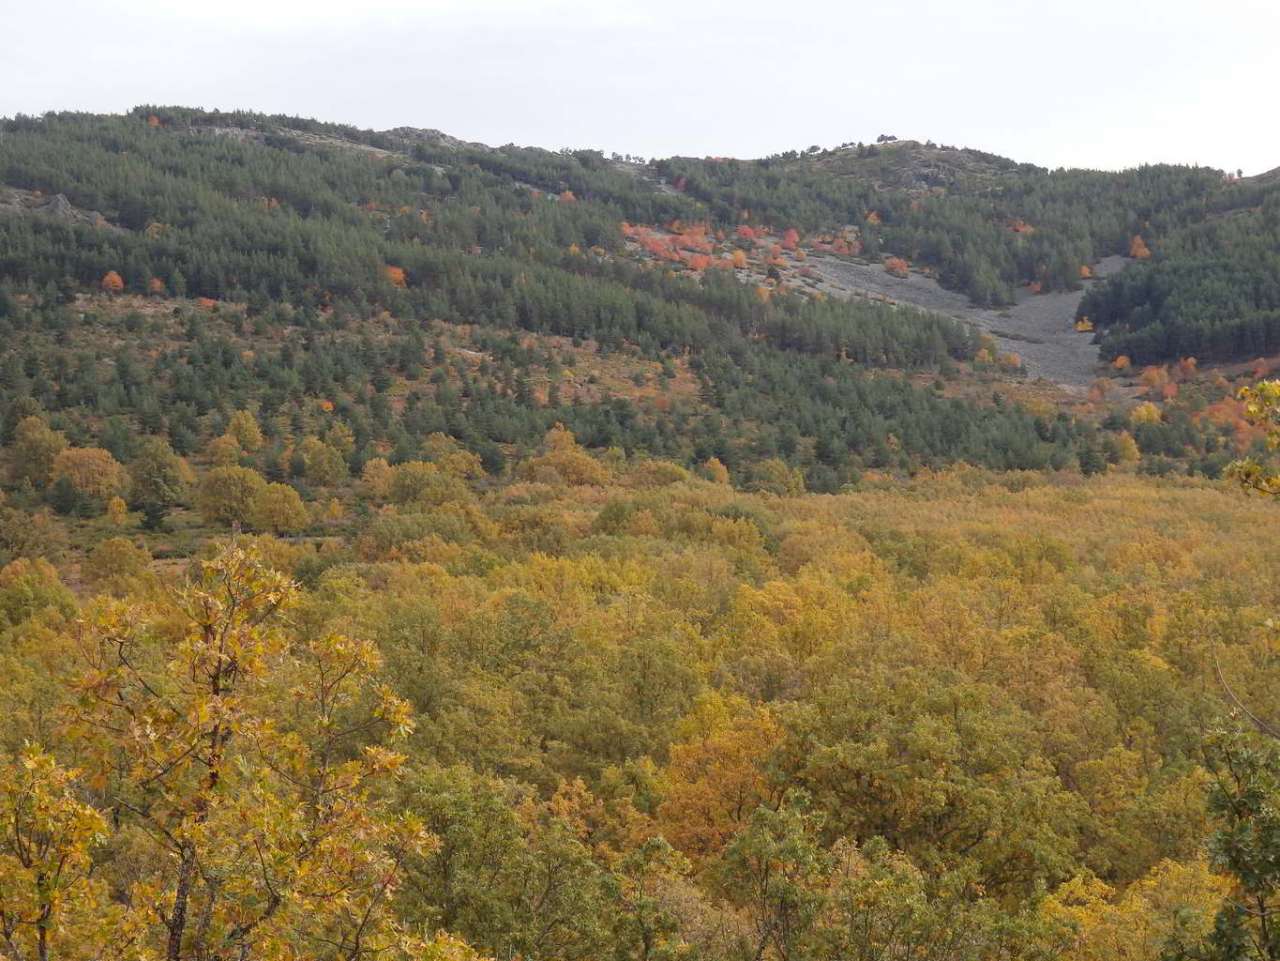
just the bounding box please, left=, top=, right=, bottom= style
left=10, top=416, right=67, bottom=488
left=60, top=543, right=432, bottom=961
left=224, top=410, right=263, bottom=452
left=1232, top=380, right=1280, bottom=495
left=0, top=745, right=138, bottom=961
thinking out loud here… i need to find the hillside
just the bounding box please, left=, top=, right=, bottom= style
left=0, top=108, right=1095, bottom=487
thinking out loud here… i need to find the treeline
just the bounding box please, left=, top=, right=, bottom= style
left=0, top=285, right=1117, bottom=505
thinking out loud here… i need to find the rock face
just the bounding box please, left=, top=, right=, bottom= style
left=0, top=185, right=122, bottom=230
left=40, top=193, right=75, bottom=220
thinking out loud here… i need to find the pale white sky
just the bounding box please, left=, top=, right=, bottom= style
left=3, top=0, right=1277, bottom=174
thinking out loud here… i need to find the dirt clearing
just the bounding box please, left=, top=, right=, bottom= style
left=808, top=254, right=1128, bottom=391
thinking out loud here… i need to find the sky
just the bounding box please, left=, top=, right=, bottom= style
left=3, top=0, right=1278, bottom=174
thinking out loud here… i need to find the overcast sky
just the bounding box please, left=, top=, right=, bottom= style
left=4, top=0, right=1277, bottom=174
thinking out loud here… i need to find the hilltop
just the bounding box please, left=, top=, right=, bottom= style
left=792, top=137, right=1030, bottom=192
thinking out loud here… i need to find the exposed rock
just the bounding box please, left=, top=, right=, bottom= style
left=384, top=127, right=492, bottom=152
left=808, top=254, right=1129, bottom=391
left=40, top=193, right=75, bottom=220
left=0, top=185, right=124, bottom=231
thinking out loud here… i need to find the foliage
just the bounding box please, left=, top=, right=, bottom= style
left=2, top=104, right=1279, bottom=959
left=195, top=465, right=267, bottom=527
left=1082, top=194, right=1280, bottom=363
left=0, top=460, right=1270, bottom=958
left=0, top=109, right=1164, bottom=482
left=61, top=544, right=424, bottom=960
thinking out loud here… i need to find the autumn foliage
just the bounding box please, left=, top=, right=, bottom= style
left=50, top=447, right=129, bottom=501
left=100, top=270, right=124, bottom=293
left=884, top=256, right=909, bottom=278
left=0, top=415, right=1275, bottom=961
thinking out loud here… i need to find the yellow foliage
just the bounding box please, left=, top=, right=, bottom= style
left=249, top=481, right=310, bottom=534
left=702, top=456, right=731, bottom=485
left=361, top=457, right=395, bottom=501
left=1045, top=859, right=1227, bottom=961
left=105, top=494, right=129, bottom=526
left=1113, top=431, right=1141, bottom=464
left=658, top=705, right=783, bottom=861
left=520, top=425, right=612, bottom=486
left=83, top=536, right=151, bottom=593
left=422, top=432, right=485, bottom=479
left=10, top=416, right=67, bottom=486
left=207, top=432, right=242, bottom=466
left=1130, top=401, right=1162, bottom=425
left=226, top=409, right=264, bottom=451
left=50, top=447, right=129, bottom=501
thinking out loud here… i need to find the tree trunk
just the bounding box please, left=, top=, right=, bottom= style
left=167, top=844, right=197, bottom=961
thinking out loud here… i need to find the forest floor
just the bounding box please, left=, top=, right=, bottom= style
left=807, top=253, right=1129, bottom=392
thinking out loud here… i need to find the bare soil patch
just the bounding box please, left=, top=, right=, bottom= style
left=807, top=254, right=1129, bottom=391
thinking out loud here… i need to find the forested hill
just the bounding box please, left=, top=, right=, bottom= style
left=655, top=141, right=1280, bottom=362
left=0, top=107, right=1097, bottom=491
left=0, top=106, right=1273, bottom=497
left=1, top=110, right=1275, bottom=380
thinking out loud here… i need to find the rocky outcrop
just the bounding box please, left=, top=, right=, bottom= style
left=384, top=127, right=492, bottom=152
left=0, top=185, right=124, bottom=231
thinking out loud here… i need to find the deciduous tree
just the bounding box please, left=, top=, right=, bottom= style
left=196, top=465, right=267, bottom=526
left=10, top=417, right=66, bottom=487
left=50, top=447, right=129, bottom=502
left=250, top=482, right=310, bottom=534
left=69, top=544, right=425, bottom=961
left=128, top=437, right=193, bottom=529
